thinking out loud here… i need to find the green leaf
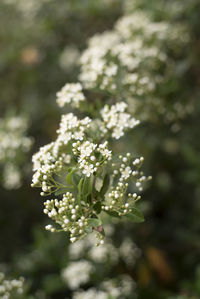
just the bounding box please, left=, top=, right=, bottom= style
left=73, top=173, right=81, bottom=186
left=85, top=226, right=93, bottom=233
left=83, top=176, right=93, bottom=197
left=88, top=218, right=102, bottom=228
left=93, top=201, right=102, bottom=214
left=78, top=177, right=84, bottom=193
left=105, top=210, right=120, bottom=218
left=125, top=208, right=145, bottom=223
left=100, top=174, right=110, bottom=196
left=77, top=178, right=84, bottom=208
left=66, top=168, right=75, bottom=185
left=95, top=177, right=103, bottom=192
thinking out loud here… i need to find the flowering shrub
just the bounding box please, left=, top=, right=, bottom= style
left=0, top=115, right=33, bottom=189
left=0, top=0, right=199, bottom=297
left=31, top=82, right=151, bottom=245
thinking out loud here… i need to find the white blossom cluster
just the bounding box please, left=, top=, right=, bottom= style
left=69, top=230, right=119, bottom=264
left=100, top=102, right=139, bottom=139
left=32, top=79, right=147, bottom=243
left=61, top=227, right=139, bottom=298
left=79, top=31, right=120, bottom=90
left=79, top=12, right=173, bottom=92
left=32, top=112, right=113, bottom=194
left=44, top=192, right=105, bottom=244
left=73, top=140, right=112, bottom=177
left=72, top=275, right=137, bottom=299
left=2, top=164, right=22, bottom=190
left=68, top=227, right=140, bottom=267
left=79, top=11, right=189, bottom=124
left=39, top=150, right=148, bottom=244
left=119, top=238, right=141, bottom=266
left=102, top=154, right=151, bottom=217
left=31, top=113, right=91, bottom=192
left=101, top=275, right=137, bottom=299
left=62, top=260, right=94, bottom=290
left=73, top=288, right=108, bottom=299
left=0, top=272, right=24, bottom=299
left=56, top=83, right=85, bottom=108
left=0, top=115, right=33, bottom=189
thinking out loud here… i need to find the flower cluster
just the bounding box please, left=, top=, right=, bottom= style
left=62, top=260, right=94, bottom=290
left=56, top=83, right=85, bottom=108
left=79, top=11, right=190, bottom=125
left=44, top=192, right=100, bottom=244
left=60, top=226, right=139, bottom=298
left=102, top=154, right=151, bottom=217
left=73, top=274, right=137, bottom=299
left=32, top=81, right=148, bottom=244
left=68, top=225, right=140, bottom=266
left=0, top=272, right=24, bottom=299
left=31, top=113, right=91, bottom=192
left=100, top=102, right=140, bottom=139
left=68, top=226, right=119, bottom=264
left=79, top=12, right=171, bottom=93
left=0, top=115, right=33, bottom=189
left=73, top=140, right=112, bottom=177
left=39, top=148, right=149, bottom=244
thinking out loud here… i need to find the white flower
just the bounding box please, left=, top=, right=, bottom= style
left=56, top=83, right=85, bottom=108
left=0, top=272, right=24, bottom=297
left=83, top=164, right=94, bottom=177
left=121, top=166, right=132, bottom=179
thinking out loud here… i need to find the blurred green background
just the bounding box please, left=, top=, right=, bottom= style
left=0, top=0, right=200, bottom=298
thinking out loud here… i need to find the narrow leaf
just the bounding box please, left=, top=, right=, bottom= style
left=95, top=177, right=103, bottom=192
left=100, top=174, right=110, bottom=196
left=66, top=168, right=75, bottom=185
left=105, top=210, right=120, bottom=218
